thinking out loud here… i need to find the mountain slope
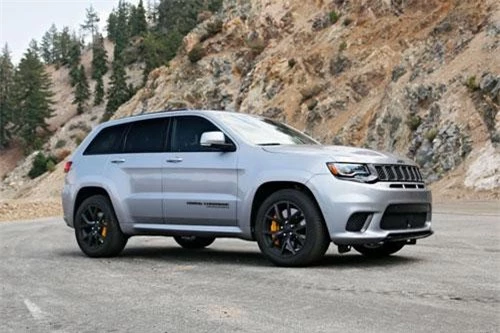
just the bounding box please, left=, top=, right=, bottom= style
left=1, top=0, right=499, bottom=208
left=113, top=0, right=499, bottom=198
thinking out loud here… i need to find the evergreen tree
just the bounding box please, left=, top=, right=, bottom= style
left=54, top=27, right=71, bottom=65
left=91, top=34, right=108, bottom=79
left=40, top=29, right=53, bottom=64
left=104, top=55, right=130, bottom=121
left=129, top=0, right=148, bottom=37
left=12, top=41, right=54, bottom=152
left=113, top=1, right=131, bottom=58
left=0, top=44, right=14, bottom=148
left=107, top=11, right=118, bottom=42
left=68, top=34, right=82, bottom=86
left=72, top=65, right=90, bottom=114
left=94, top=76, right=105, bottom=106
left=91, top=34, right=108, bottom=106
left=81, top=5, right=100, bottom=43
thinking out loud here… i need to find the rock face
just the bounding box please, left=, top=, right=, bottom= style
left=111, top=0, right=499, bottom=194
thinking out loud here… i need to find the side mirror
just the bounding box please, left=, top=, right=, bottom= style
left=200, top=131, right=235, bottom=151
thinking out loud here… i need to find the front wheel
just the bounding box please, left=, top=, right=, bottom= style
left=353, top=242, right=406, bottom=257
left=74, top=195, right=127, bottom=257
left=173, top=236, right=215, bottom=249
left=255, top=189, right=330, bottom=267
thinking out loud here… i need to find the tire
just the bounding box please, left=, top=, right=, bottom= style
left=353, top=242, right=405, bottom=258
left=74, top=195, right=127, bottom=257
left=173, top=236, right=215, bottom=249
left=255, top=189, right=330, bottom=267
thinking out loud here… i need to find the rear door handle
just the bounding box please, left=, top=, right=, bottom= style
left=166, top=157, right=183, bottom=163
left=111, top=159, right=125, bottom=164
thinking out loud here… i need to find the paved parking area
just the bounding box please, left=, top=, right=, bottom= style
left=1, top=203, right=499, bottom=332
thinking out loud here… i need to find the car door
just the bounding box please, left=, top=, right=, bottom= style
left=104, top=118, right=168, bottom=224
left=163, top=115, right=238, bottom=226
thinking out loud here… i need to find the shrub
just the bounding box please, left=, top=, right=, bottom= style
left=406, top=115, right=422, bottom=131
left=246, top=37, right=266, bottom=56
left=201, top=19, right=223, bottom=41
left=465, top=75, right=479, bottom=92
left=28, top=153, right=57, bottom=179
left=425, top=128, right=438, bottom=142
left=288, top=58, right=297, bottom=68
left=339, top=41, right=347, bottom=52
left=55, top=149, right=71, bottom=162
left=329, top=11, right=340, bottom=24
left=343, top=18, right=353, bottom=26
left=188, top=44, right=206, bottom=63
left=55, top=139, right=67, bottom=149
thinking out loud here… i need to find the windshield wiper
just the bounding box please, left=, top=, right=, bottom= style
left=258, top=143, right=282, bottom=146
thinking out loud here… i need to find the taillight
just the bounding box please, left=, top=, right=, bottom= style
left=64, top=161, right=73, bottom=173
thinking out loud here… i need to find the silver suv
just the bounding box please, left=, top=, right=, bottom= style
left=62, top=110, right=432, bottom=266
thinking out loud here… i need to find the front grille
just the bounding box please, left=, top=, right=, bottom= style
left=375, top=164, right=423, bottom=182
left=380, top=204, right=430, bottom=230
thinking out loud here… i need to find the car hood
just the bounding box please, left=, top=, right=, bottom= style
left=262, top=145, right=414, bottom=165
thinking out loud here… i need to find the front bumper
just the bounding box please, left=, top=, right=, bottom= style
left=306, top=174, right=433, bottom=245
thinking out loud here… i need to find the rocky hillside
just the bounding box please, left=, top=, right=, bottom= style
left=1, top=0, right=499, bottom=207
left=114, top=0, right=500, bottom=198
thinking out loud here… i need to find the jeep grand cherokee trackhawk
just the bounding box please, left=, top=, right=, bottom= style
left=62, top=110, right=433, bottom=266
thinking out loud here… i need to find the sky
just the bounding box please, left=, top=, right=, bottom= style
left=0, top=0, right=140, bottom=64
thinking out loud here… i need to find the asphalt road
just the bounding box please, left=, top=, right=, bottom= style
left=1, top=203, right=499, bottom=333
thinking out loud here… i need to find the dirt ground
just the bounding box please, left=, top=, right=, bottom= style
left=0, top=199, right=63, bottom=222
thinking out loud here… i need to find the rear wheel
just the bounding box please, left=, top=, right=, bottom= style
left=353, top=242, right=405, bottom=257
left=173, top=236, right=215, bottom=249
left=74, top=195, right=127, bottom=257
left=255, top=189, right=330, bottom=267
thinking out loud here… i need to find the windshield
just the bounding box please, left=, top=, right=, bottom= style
left=216, top=113, right=319, bottom=145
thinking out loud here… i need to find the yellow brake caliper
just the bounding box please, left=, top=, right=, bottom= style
left=101, top=225, right=108, bottom=238
left=270, top=220, right=280, bottom=246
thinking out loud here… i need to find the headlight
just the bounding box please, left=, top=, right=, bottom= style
left=326, top=163, right=377, bottom=183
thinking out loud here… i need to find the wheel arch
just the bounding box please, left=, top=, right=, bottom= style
left=250, top=181, right=327, bottom=239
left=73, top=186, right=111, bottom=222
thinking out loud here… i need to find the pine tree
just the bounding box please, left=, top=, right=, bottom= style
left=91, top=34, right=108, bottom=80
left=73, top=65, right=90, bottom=114
left=107, top=11, right=118, bottom=42
left=54, top=27, right=71, bottom=66
left=12, top=40, right=54, bottom=152
left=81, top=5, right=100, bottom=43
left=130, top=0, right=148, bottom=37
left=91, top=34, right=108, bottom=106
left=68, top=34, right=82, bottom=86
left=0, top=44, right=14, bottom=149
left=113, top=1, right=131, bottom=58
left=94, top=76, right=105, bottom=106
left=104, top=55, right=130, bottom=121
left=41, top=29, right=53, bottom=64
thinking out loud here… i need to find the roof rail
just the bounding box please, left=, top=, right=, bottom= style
left=125, top=108, right=191, bottom=118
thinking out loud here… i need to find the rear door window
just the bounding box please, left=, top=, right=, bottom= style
left=83, top=124, right=128, bottom=155
left=123, top=118, right=168, bottom=153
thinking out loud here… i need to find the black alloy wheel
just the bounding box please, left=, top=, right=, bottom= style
left=74, top=195, right=127, bottom=257
left=255, top=189, right=330, bottom=267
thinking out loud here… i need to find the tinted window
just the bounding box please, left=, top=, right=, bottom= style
left=171, top=116, right=221, bottom=152
left=124, top=118, right=167, bottom=153
left=83, top=124, right=127, bottom=155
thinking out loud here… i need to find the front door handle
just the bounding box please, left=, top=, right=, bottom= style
left=111, top=159, right=125, bottom=164
left=166, top=157, right=183, bottom=163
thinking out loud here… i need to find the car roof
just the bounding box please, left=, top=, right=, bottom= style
left=103, top=109, right=252, bottom=127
